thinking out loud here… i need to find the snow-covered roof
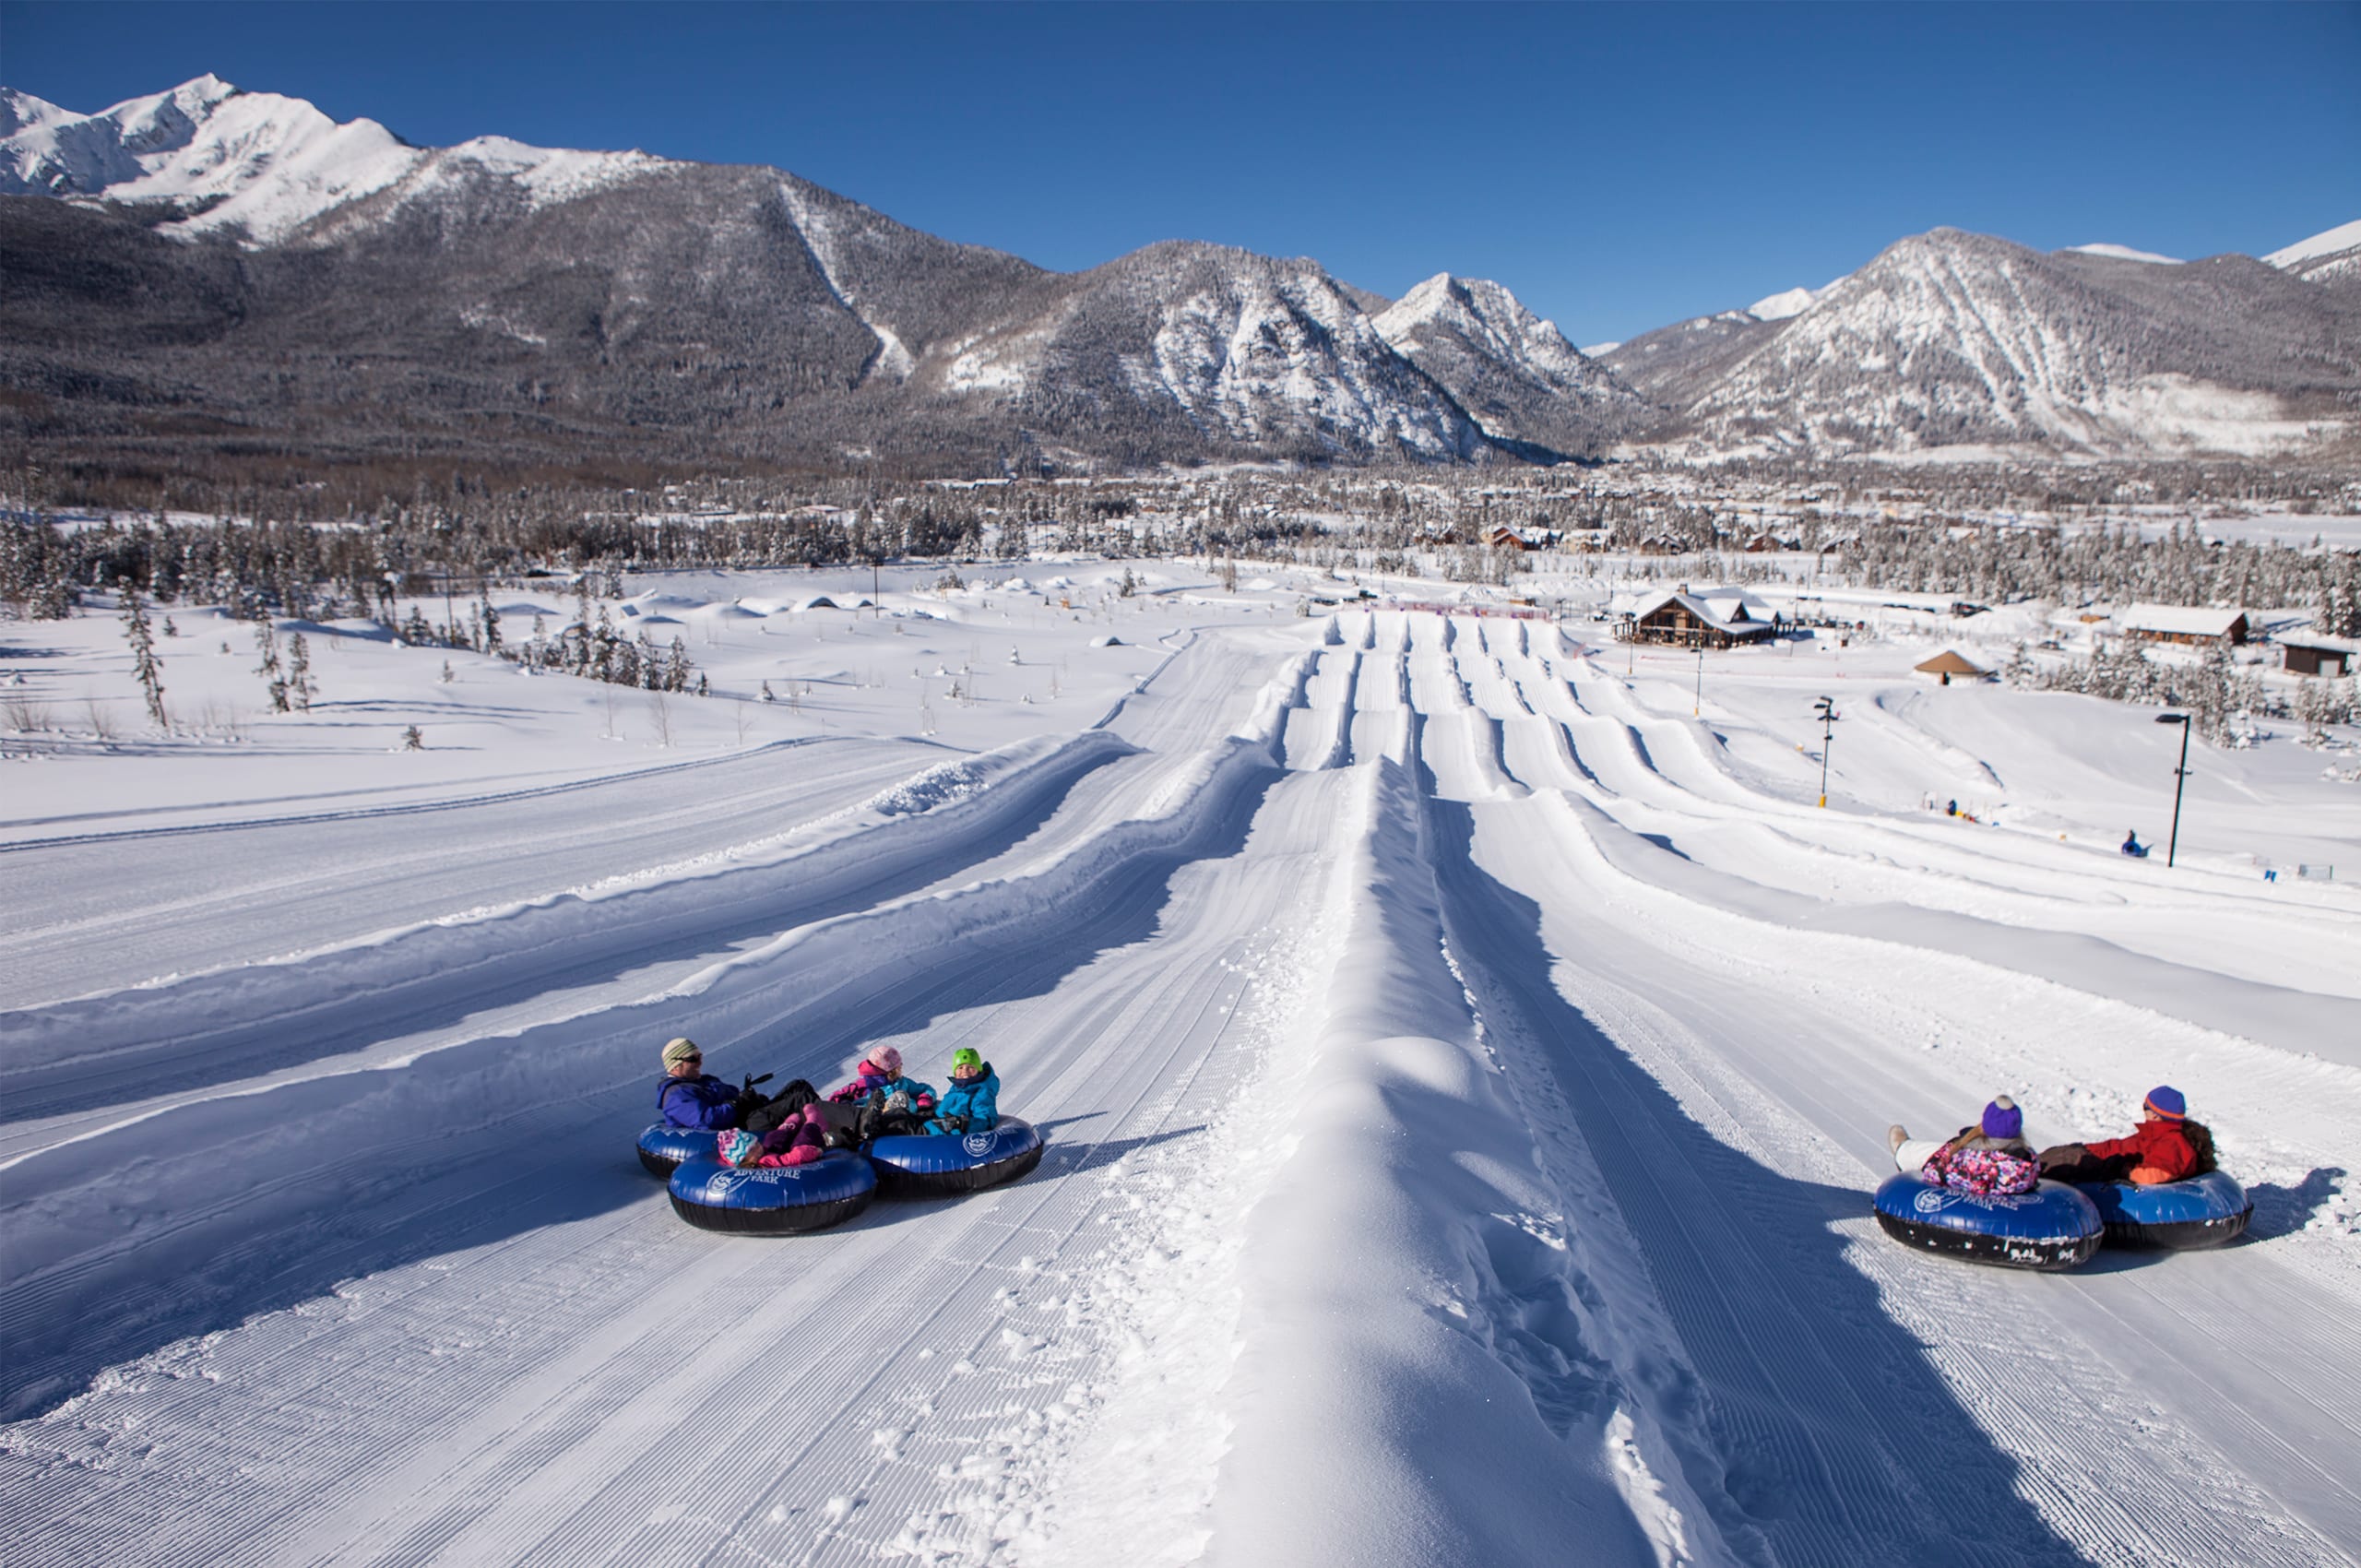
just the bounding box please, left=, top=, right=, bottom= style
left=2120, top=603, right=2248, bottom=636
left=1623, top=590, right=1777, bottom=636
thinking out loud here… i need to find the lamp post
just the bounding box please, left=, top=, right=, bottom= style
left=1694, top=645, right=1704, bottom=717
left=1813, top=695, right=1839, bottom=807
left=2154, top=712, right=2192, bottom=867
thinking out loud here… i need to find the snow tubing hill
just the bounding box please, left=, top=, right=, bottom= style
left=637, top=1123, right=716, bottom=1178
left=668, top=1150, right=877, bottom=1233
left=1873, top=1174, right=2103, bottom=1270
left=2078, top=1170, right=2253, bottom=1250
left=864, top=1118, right=1044, bottom=1197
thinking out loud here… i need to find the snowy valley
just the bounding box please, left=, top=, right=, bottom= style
left=2, top=540, right=2357, bottom=1565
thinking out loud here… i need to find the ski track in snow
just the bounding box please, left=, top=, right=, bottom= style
left=2, top=613, right=2355, bottom=1566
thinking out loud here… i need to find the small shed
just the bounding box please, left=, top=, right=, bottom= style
left=1914, top=649, right=1991, bottom=685
left=2120, top=603, right=2248, bottom=647
left=2283, top=636, right=2355, bottom=677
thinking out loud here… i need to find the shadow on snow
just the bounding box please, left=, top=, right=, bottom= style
left=1425, top=799, right=2090, bottom=1567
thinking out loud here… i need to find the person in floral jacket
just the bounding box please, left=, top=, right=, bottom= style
left=1887, top=1095, right=2040, bottom=1195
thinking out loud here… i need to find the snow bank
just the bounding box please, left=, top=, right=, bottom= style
left=1207, top=757, right=1677, bottom=1567
left=0, top=732, right=1130, bottom=1082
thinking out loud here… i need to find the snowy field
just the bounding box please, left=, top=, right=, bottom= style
left=3, top=562, right=2358, bottom=1567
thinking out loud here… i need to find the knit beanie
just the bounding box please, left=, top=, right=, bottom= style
left=661, top=1038, right=701, bottom=1068
left=1980, top=1095, right=2023, bottom=1140
left=864, top=1044, right=903, bottom=1075
left=2143, top=1085, right=2187, bottom=1121
left=718, top=1129, right=763, bottom=1167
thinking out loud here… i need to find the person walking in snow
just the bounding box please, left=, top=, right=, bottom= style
left=2037, top=1086, right=2214, bottom=1185
left=923, top=1048, right=1000, bottom=1136
left=2121, top=830, right=2147, bottom=858
left=828, top=1044, right=938, bottom=1137
left=1887, top=1095, right=2041, bottom=1195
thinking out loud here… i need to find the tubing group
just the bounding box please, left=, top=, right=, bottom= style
left=646, top=1117, right=1044, bottom=1232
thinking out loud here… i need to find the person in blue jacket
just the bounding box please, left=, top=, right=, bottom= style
left=656, top=1037, right=760, bottom=1129
left=925, top=1048, right=1000, bottom=1135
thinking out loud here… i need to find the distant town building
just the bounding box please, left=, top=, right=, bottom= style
left=2281, top=636, right=2355, bottom=678
left=1913, top=649, right=1992, bottom=684
left=1616, top=589, right=1782, bottom=648
left=2119, top=603, right=2248, bottom=647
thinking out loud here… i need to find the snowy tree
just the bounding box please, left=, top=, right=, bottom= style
left=287, top=633, right=314, bottom=713
left=254, top=621, right=291, bottom=713
left=121, top=588, right=168, bottom=729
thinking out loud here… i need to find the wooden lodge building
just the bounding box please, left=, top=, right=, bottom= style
left=1616, top=589, right=1783, bottom=649
left=2119, top=603, right=2249, bottom=647
left=2282, top=636, right=2355, bottom=678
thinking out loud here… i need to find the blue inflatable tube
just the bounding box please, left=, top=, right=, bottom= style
left=2078, top=1170, right=2251, bottom=1250
left=637, top=1123, right=715, bottom=1178
left=668, top=1149, right=877, bottom=1234
left=1873, top=1174, right=2102, bottom=1270
left=865, top=1118, right=1044, bottom=1197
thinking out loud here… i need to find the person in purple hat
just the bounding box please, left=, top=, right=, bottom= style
left=2038, top=1086, right=2214, bottom=1185
left=1886, top=1094, right=2040, bottom=1195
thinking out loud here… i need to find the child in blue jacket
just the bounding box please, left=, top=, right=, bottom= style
left=926, top=1048, right=1000, bottom=1135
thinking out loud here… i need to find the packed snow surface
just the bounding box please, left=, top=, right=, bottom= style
left=3, top=563, right=2357, bottom=1566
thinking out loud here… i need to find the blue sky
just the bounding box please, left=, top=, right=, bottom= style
left=6, top=1, right=2355, bottom=344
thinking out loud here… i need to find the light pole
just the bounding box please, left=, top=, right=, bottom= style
left=1813, top=695, right=1839, bottom=807
left=2154, top=712, right=2192, bottom=866
left=1694, top=645, right=1704, bottom=716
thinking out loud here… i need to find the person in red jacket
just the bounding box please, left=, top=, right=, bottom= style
left=2038, top=1086, right=2214, bottom=1185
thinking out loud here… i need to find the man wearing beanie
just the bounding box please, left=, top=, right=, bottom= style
left=2037, top=1085, right=2214, bottom=1185
left=654, top=1037, right=789, bottom=1131
left=1888, top=1094, right=2039, bottom=1195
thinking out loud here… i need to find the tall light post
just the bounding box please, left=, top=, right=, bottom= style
left=2154, top=712, right=2192, bottom=866
left=1813, top=695, right=1839, bottom=808
left=1694, top=644, right=1704, bottom=717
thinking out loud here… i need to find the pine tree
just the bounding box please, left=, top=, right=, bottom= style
left=287, top=632, right=314, bottom=713
left=255, top=620, right=290, bottom=713
left=122, top=588, right=168, bottom=729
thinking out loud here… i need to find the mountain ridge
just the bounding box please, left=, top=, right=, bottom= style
left=4, top=74, right=2355, bottom=475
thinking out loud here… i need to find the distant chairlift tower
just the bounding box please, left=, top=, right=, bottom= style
left=2155, top=711, right=2193, bottom=867
left=1813, top=695, right=1839, bottom=808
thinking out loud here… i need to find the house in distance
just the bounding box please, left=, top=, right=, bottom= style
left=2119, top=603, right=2249, bottom=647
left=1616, top=588, right=1783, bottom=649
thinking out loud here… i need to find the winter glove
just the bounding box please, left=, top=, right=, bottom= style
left=2128, top=1166, right=2175, bottom=1186
left=936, top=1115, right=967, bottom=1134
left=741, top=1073, right=773, bottom=1094
left=884, top=1089, right=913, bottom=1115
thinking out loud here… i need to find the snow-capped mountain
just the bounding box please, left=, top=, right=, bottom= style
left=1679, top=228, right=2360, bottom=457
left=3, top=74, right=2352, bottom=471
left=2267, top=219, right=2361, bottom=287
left=0, top=75, right=1574, bottom=469
left=0, top=75, right=423, bottom=243
left=1371, top=275, right=1639, bottom=457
